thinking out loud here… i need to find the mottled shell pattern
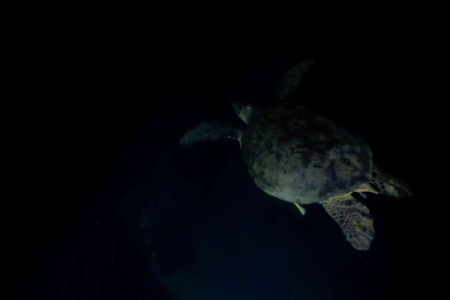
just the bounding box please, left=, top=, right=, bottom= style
left=241, top=102, right=372, bottom=205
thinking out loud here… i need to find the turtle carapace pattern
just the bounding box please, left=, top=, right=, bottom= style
left=180, top=59, right=413, bottom=250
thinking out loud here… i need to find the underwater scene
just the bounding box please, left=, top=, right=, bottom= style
left=9, top=32, right=431, bottom=300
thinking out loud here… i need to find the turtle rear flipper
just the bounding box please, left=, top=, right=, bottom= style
left=370, top=168, right=413, bottom=198
left=180, top=121, right=244, bottom=146
left=322, top=193, right=375, bottom=250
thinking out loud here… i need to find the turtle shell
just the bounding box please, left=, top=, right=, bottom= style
left=241, top=102, right=372, bottom=204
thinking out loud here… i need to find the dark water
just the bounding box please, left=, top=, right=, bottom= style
left=8, top=33, right=433, bottom=299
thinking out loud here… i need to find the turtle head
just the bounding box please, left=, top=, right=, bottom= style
left=231, top=102, right=258, bottom=124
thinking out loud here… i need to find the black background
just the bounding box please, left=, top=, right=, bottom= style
left=6, top=12, right=438, bottom=300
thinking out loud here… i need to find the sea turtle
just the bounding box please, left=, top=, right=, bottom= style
left=180, top=59, right=413, bottom=250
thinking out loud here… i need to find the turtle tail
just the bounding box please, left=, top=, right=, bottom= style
left=370, top=168, right=413, bottom=198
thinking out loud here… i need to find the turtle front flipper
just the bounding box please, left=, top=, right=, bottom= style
left=322, top=193, right=375, bottom=250
left=180, top=121, right=244, bottom=146
left=274, top=59, right=315, bottom=101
